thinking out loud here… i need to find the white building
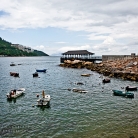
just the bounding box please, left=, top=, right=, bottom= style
left=11, top=44, right=34, bottom=53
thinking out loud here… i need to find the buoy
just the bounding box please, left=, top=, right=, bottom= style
left=36, top=94, right=39, bottom=97
left=32, top=105, right=34, bottom=107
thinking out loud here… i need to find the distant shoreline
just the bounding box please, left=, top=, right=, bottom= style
left=0, top=55, right=49, bottom=57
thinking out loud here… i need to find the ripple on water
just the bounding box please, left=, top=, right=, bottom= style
left=0, top=57, right=138, bottom=138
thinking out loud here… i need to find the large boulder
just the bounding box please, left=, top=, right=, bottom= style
left=84, top=61, right=92, bottom=65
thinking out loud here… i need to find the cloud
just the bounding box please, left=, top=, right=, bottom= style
left=34, top=45, right=57, bottom=55
left=0, top=0, right=138, bottom=55
left=58, top=44, right=91, bottom=53
left=55, top=41, right=67, bottom=44
left=103, top=37, right=116, bottom=45
left=0, top=0, right=137, bottom=31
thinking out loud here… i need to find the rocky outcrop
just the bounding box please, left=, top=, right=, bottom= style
left=59, top=60, right=87, bottom=69
left=59, top=58, right=138, bottom=81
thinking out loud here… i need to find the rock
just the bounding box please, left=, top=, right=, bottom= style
left=64, top=60, right=72, bottom=64
left=133, top=61, right=137, bottom=65
left=129, top=135, right=135, bottom=138
left=71, top=60, right=82, bottom=64
left=59, top=58, right=138, bottom=81
left=126, top=61, right=134, bottom=67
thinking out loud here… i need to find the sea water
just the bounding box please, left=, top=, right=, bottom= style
left=0, top=56, right=138, bottom=138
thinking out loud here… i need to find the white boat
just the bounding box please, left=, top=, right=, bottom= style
left=72, top=88, right=88, bottom=93
left=81, top=74, right=91, bottom=77
left=37, top=91, right=50, bottom=106
left=7, top=88, right=25, bottom=99
left=37, top=95, right=50, bottom=106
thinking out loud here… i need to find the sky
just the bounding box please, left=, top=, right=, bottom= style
left=0, top=0, right=138, bottom=56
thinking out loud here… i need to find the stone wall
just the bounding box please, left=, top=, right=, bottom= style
left=59, top=58, right=138, bottom=81
left=102, top=53, right=137, bottom=61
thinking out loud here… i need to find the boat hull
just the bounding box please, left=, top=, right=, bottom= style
left=37, top=95, right=50, bottom=106
left=81, top=74, right=90, bottom=77
left=72, top=88, right=88, bottom=93
left=10, top=72, right=19, bottom=77
left=7, top=88, right=25, bottom=99
left=112, top=90, right=134, bottom=98
left=103, top=78, right=110, bottom=83
left=125, top=86, right=137, bottom=91
left=33, top=72, right=38, bottom=77
left=36, top=69, right=46, bottom=72
left=10, top=64, right=16, bottom=66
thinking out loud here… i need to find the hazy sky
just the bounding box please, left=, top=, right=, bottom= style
left=0, top=0, right=138, bottom=56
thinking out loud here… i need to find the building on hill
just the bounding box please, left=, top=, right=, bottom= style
left=11, top=44, right=34, bottom=53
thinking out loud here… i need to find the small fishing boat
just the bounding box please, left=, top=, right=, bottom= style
left=125, top=86, right=137, bottom=91
left=33, top=72, right=38, bottom=77
left=37, top=90, right=50, bottom=106
left=112, top=89, right=134, bottom=98
left=36, top=69, right=47, bottom=72
left=81, top=74, right=91, bottom=77
left=10, top=72, right=19, bottom=77
left=76, top=82, right=84, bottom=85
left=7, top=88, right=25, bottom=99
left=72, top=88, right=88, bottom=93
left=103, top=78, right=110, bottom=83
left=10, top=62, right=16, bottom=66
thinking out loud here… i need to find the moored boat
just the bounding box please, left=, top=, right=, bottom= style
left=10, top=72, right=19, bottom=77
left=7, top=88, right=25, bottom=99
left=10, top=62, right=16, bottom=66
left=36, top=69, right=47, bottom=72
left=125, top=86, right=137, bottom=91
left=103, top=78, right=110, bottom=83
left=33, top=72, right=38, bottom=77
left=81, top=74, right=91, bottom=77
left=112, top=89, right=134, bottom=98
left=37, top=90, right=50, bottom=106
left=72, top=88, right=88, bottom=93
left=76, top=82, right=84, bottom=85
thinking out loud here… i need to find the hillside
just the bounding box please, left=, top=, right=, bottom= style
left=0, top=37, right=49, bottom=56
left=33, top=50, right=49, bottom=56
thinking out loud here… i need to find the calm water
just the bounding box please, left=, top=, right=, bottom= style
left=0, top=57, right=138, bottom=138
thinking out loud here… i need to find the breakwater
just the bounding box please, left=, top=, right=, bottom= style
left=59, top=58, right=138, bottom=81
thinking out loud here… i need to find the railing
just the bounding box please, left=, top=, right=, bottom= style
left=60, top=56, right=102, bottom=63
left=61, top=56, right=102, bottom=59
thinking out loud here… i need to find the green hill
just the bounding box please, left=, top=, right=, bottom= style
left=34, top=50, right=49, bottom=56
left=0, top=37, right=49, bottom=56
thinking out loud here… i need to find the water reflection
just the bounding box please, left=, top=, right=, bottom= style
left=37, top=105, right=51, bottom=111
left=7, top=98, right=16, bottom=103
left=6, top=94, right=25, bottom=103
left=1, top=57, right=138, bottom=138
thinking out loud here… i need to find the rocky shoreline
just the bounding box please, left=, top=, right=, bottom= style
left=59, top=58, right=138, bottom=81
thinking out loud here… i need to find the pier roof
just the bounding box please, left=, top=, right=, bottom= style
left=62, top=50, right=94, bottom=55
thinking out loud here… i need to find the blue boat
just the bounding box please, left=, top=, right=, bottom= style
left=36, top=69, right=47, bottom=72
left=112, top=89, right=134, bottom=98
